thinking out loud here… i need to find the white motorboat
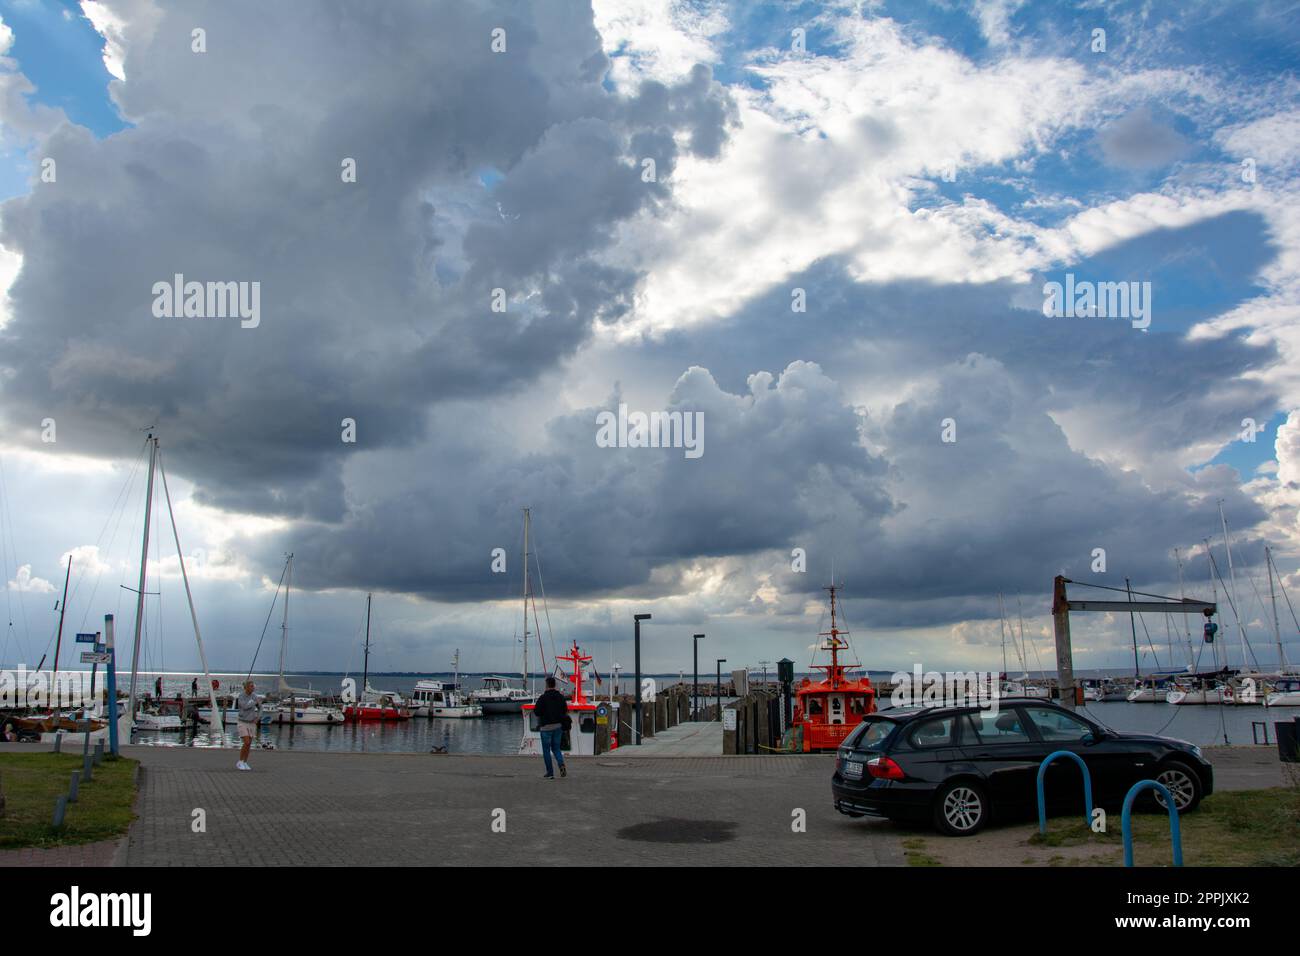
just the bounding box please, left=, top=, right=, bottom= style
left=410, top=680, right=482, bottom=719
left=1265, top=677, right=1300, bottom=707
left=471, top=676, right=533, bottom=713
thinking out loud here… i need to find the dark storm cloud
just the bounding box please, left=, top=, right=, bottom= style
left=247, top=360, right=892, bottom=600
left=0, top=0, right=735, bottom=520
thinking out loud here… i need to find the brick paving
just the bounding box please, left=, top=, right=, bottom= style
left=119, top=746, right=905, bottom=866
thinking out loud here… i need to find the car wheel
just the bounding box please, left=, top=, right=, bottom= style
left=933, top=780, right=989, bottom=836
left=1151, top=760, right=1202, bottom=813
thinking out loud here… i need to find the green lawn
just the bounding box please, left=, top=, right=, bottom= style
left=0, top=751, right=139, bottom=849
left=1025, top=787, right=1300, bottom=866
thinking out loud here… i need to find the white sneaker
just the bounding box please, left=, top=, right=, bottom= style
left=237, top=761, right=251, bottom=771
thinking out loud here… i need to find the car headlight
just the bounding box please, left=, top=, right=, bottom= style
left=1190, top=745, right=1202, bottom=759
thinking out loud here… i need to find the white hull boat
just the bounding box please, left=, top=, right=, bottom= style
left=410, top=676, right=483, bottom=719
left=1166, top=686, right=1232, bottom=705
left=1265, top=678, right=1300, bottom=706
left=276, top=702, right=345, bottom=724
left=134, top=710, right=185, bottom=731
left=197, top=707, right=276, bottom=726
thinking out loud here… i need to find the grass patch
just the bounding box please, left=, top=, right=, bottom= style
left=902, top=837, right=941, bottom=866
left=0, top=751, right=139, bottom=849
left=1024, top=788, right=1300, bottom=866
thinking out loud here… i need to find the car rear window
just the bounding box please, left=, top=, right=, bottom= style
left=846, top=717, right=895, bottom=750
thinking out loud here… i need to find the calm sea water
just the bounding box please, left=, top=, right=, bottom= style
left=119, top=670, right=1298, bottom=753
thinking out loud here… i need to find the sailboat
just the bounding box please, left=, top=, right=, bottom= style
left=343, top=594, right=411, bottom=721
left=121, top=434, right=224, bottom=741
left=268, top=554, right=345, bottom=725
left=470, top=508, right=540, bottom=714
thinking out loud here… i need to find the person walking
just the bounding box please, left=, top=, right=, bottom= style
left=533, top=676, right=569, bottom=779
left=235, top=680, right=262, bottom=771
left=191, top=677, right=198, bottom=697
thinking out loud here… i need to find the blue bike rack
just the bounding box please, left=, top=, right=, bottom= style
left=1036, top=749, right=1094, bottom=834
left=1122, top=780, right=1183, bottom=867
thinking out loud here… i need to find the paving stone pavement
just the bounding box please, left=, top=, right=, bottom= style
left=120, top=746, right=905, bottom=866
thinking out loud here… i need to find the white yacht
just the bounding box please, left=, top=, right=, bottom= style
left=410, top=680, right=482, bottom=718
left=471, top=675, right=533, bottom=714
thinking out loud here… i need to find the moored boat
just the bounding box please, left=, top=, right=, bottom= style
left=793, top=583, right=876, bottom=752
left=1265, top=677, right=1300, bottom=706
left=519, top=641, right=610, bottom=756
left=470, top=676, right=533, bottom=714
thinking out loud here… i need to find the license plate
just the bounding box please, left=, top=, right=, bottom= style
left=843, top=760, right=864, bottom=780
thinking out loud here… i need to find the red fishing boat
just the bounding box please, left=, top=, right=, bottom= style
left=793, top=583, right=876, bottom=751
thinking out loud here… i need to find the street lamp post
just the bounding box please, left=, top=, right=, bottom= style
left=633, top=613, right=651, bottom=744
left=716, top=658, right=727, bottom=721
left=693, top=634, right=705, bottom=721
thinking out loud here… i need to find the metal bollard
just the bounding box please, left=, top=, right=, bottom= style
left=93, top=739, right=104, bottom=766
left=52, top=793, right=68, bottom=830
left=82, top=754, right=93, bottom=783
left=69, top=770, right=81, bottom=804
left=53, top=731, right=63, bottom=754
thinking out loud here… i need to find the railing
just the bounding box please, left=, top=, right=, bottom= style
left=1036, top=749, right=1094, bottom=834
left=1121, top=780, right=1183, bottom=867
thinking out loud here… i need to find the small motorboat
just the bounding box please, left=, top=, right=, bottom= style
left=409, top=680, right=482, bottom=718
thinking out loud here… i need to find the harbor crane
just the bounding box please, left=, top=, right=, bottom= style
left=1051, top=575, right=1216, bottom=711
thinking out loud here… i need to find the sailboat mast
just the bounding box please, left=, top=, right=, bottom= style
left=157, top=449, right=223, bottom=743
left=51, top=556, right=71, bottom=679
left=1176, top=547, right=1193, bottom=667
left=1219, top=500, right=1252, bottom=670
left=827, top=584, right=840, bottom=689
left=277, top=554, right=293, bottom=693
left=362, top=593, right=372, bottom=695
left=1126, top=578, right=1140, bottom=679
left=1267, top=546, right=1287, bottom=671
left=997, top=593, right=1009, bottom=678
left=521, top=508, right=531, bottom=696
left=127, top=434, right=158, bottom=722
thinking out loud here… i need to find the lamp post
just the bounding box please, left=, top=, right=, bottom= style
left=633, top=613, right=651, bottom=744
left=716, top=658, right=727, bottom=721
left=693, top=634, right=705, bottom=721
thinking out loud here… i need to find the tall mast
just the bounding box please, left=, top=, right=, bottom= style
left=998, top=594, right=1008, bottom=678
left=521, top=508, right=531, bottom=696
left=1126, top=578, right=1140, bottom=679
left=1176, top=548, right=1193, bottom=667
left=362, top=593, right=372, bottom=696
left=277, top=554, right=293, bottom=693
left=1219, top=499, right=1253, bottom=670
left=127, top=435, right=158, bottom=722
left=818, top=583, right=846, bottom=689
left=1267, top=546, right=1287, bottom=672
left=51, top=555, right=71, bottom=679
left=157, top=448, right=223, bottom=744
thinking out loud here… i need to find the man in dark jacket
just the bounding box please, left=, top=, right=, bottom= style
left=533, top=676, right=568, bottom=779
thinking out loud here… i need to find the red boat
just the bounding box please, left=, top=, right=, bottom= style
left=343, top=690, right=411, bottom=722
left=793, top=583, right=876, bottom=752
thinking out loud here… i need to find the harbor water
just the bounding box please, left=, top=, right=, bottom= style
left=115, top=670, right=1299, bottom=754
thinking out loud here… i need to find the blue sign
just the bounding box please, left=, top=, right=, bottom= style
left=75, top=632, right=98, bottom=643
